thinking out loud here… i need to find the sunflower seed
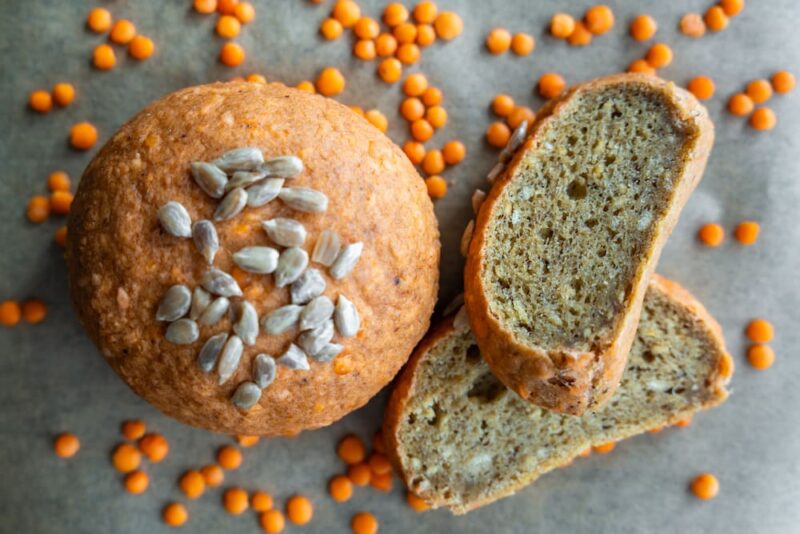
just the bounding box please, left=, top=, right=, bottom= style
left=260, top=155, right=304, bottom=178
left=233, top=246, right=279, bottom=274
left=442, top=292, right=464, bottom=317
left=214, top=187, right=248, bottom=221
left=192, top=220, right=219, bottom=265
left=217, top=335, right=243, bottom=385
left=499, top=121, right=529, bottom=163
left=212, top=147, right=264, bottom=172
left=277, top=344, right=310, bottom=370
left=334, top=295, right=360, bottom=337
left=471, top=190, right=486, bottom=215
left=197, top=332, right=228, bottom=372
left=156, top=285, right=192, bottom=321
left=232, top=381, right=261, bottom=410
left=165, top=319, right=199, bottom=345
left=290, top=269, right=326, bottom=305
left=312, top=343, right=343, bottom=363
left=246, top=178, right=284, bottom=207
left=487, top=162, right=505, bottom=184
left=198, top=296, right=230, bottom=326
left=279, top=187, right=328, bottom=213
left=297, top=319, right=334, bottom=356
left=262, top=218, right=307, bottom=247
left=329, top=242, right=363, bottom=280
left=262, top=304, right=303, bottom=335
left=460, top=220, right=475, bottom=257
left=453, top=305, right=470, bottom=331
left=191, top=162, right=228, bottom=198
left=201, top=268, right=242, bottom=297
left=275, top=247, right=309, bottom=288
left=189, top=288, right=212, bottom=320
left=311, top=230, right=341, bottom=267
left=299, top=295, right=334, bottom=331
left=157, top=201, right=192, bottom=238
left=252, top=353, right=277, bottom=389
left=226, top=170, right=268, bottom=192
left=232, top=300, right=259, bottom=346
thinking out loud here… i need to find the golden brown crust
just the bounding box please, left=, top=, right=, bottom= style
left=464, top=74, right=715, bottom=415
left=67, top=82, right=440, bottom=436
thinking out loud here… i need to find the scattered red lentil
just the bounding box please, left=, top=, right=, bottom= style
left=704, top=6, right=729, bottom=32
left=645, top=43, right=673, bottom=68
left=217, top=445, right=242, bottom=469
left=492, top=94, right=515, bottom=116
left=333, top=0, right=361, bottom=28
left=675, top=416, right=692, bottom=428
left=550, top=13, right=576, bottom=39
left=50, top=191, right=74, bottom=215
left=422, top=149, right=445, bottom=175
left=112, top=443, right=142, bottom=473
left=92, top=44, right=117, bottom=70
left=54, top=226, right=68, bottom=248
left=720, top=0, right=744, bottom=17
left=337, top=435, right=366, bottom=465
left=416, top=24, right=436, bottom=47
left=728, top=93, right=754, bottom=116
left=347, top=462, right=372, bottom=486
left=70, top=122, right=98, bottom=150
left=320, top=18, right=344, bottom=40
left=295, top=80, right=315, bottom=93
left=21, top=299, right=47, bottom=324
left=29, top=90, right=53, bottom=113
left=178, top=470, right=206, bottom=499
left=718, top=353, right=734, bottom=379
left=364, top=109, right=388, bottom=132
left=121, top=420, right=146, bottom=441
left=486, top=28, right=512, bottom=55
left=442, top=140, right=466, bottom=165
left=486, top=121, right=511, bottom=147
left=406, top=491, right=430, bottom=512
left=52, top=83, right=76, bottom=107
left=687, top=76, right=715, bottom=100
left=746, top=319, right=774, bottom=343
left=507, top=106, right=534, bottom=129
left=383, top=3, right=409, bottom=27
left=163, top=502, right=188, bottom=527
left=369, top=472, right=393, bottom=492
left=413, top=2, right=438, bottom=24
left=403, top=73, right=428, bottom=97
left=110, top=19, right=137, bottom=44
left=593, top=442, right=616, bottom=454
left=377, top=57, right=402, bottom=83
left=630, top=14, right=657, bottom=41
left=628, top=59, right=656, bottom=76
left=400, top=97, right=425, bottom=121
left=316, top=67, right=346, bottom=96
left=680, top=13, right=706, bottom=37
left=746, top=79, right=773, bottom=104
left=567, top=21, right=593, bottom=46
left=403, top=141, right=426, bottom=164
left=433, top=11, right=462, bottom=40
left=234, top=2, right=256, bottom=24
left=87, top=8, right=113, bottom=33
left=260, top=509, right=286, bottom=533
left=217, top=0, right=240, bottom=15
left=329, top=474, right=354, bottom=502
left=750, top=107, right=776, bottom=130
left=691, top=473, right=719, bottom=500
left=200, top=464, right=225, bottom=487
left=410, top=118, right=434, bottom=141
left=355, top=16, right=380, bottom=40
left=585, top=5, right=615, bottom=35
left=251, top=491, right=274, bottom=512
left=220, top=42, right=245, bottom=67
left=216, top=15, right=241, bottom=38
left=367, top=452, right=392, bottom=475
left=286, top=495, right=314, bottom=525
left=421, top=86, right=443, bottom=106
left=351, top=512, right=379, bottom=534
left=747, top=344, right=774, bottom=370
left=124, top=470, right=149, bottom=494
left=771, top=71, right=795, bottom=94
left=538, top=72, right=566, bottom=99
left=138, top=433, right=169, bottom=463
left=54, top=432, right=80, bottom=458
left=223, top=487, right=250, bottom=515
left=425, top=175, right=447, bottom=199
left=27, top=196, right=50, bottom=224
left=511, top=32, right=535, bottom=56
left=426, top=105, right=447, bottom=128
left=698, top=223, right=724, bottom=247
left=237, top=435, right=260, bottom=447
left=194, top=0, right=218, bottom=15
left=375, top=33, right=398, bottom=56
left=353, top=38, right=377, bottom=61
left=396, top=42, right=421, bottom=65
left=247, top=73, right=267, bottom=84
left=734, top=221, right=759, bottom=245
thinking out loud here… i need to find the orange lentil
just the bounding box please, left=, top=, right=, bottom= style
left=129, top=35, right=155, bottom=60
left=538, top=72, right=566, bottom=99
left=442, top=140, right=466, bottom=165
left=698, top=223, right=724, bottom=247
left=383, top=3, right=409, bottom=27
left=124, top=470, right=149, bottom=494
left=414, top=2, right=438, bottom=23
left=21, top=299, right=47, bottom=324
left=422, top=149, right=445, bottom=175
left=746, top=79, right=773, bottom=104
left=630, top=14, right=657, bottom=41
left=252, top=491, right=274, bottom=512
left=320, top=18, right=344, bottom=40
left=353, top=39, right=376, bottom=60
left=400, top=97, right=425, bottom=121
left=369, top=472, right=393, bottom=492
left=121, top=420, right=146, bottom=440
left=691, top=473, right=719, bottom=500
left=194, top=0, right=218, bottom=14
left=50, top=190, right=74, bottom=215
left=216, top=15, right=241, bottom=38
left=377, top=57, right=402, bottom=83
left=260, top=510, right=285, bottom=533
left=486, top=121, right=511, bottom=147
left=426, top=105, right=447, bottom=128
left=406, top=491, right=430, bottom=512
left=680, top=13, right=706, bottom=37
left=728, top=93, right=754, bottom=116
left=27, top=196, right=50, bottom=224
left=675, top=416, right=692, bottom=428
left=734, top=221, right=760, bottom=245
left=247, top=73, right=267, bottom=84
left=403, top=141, right=426, bottom=164
left=92, top=44, right=116, bottom=70
left=645, top=43, right=673, bottom=68
left=217, top=445, right=242, bottom=469
left=54, top=432, right=80, bottom=458
left=750, top=107, right=776, bottom=130
left=337, top=435, right=366, bottom=465
left=628, top=59, right=656, bottom=76
left=507, top=106, right=535, bottom=129
left=747, top=344, right=775, bottom=370
left=593, top=442, right=616, bottom=454
left=403, top=73, right=428, bottom=97
left=234, top=2, right=256, bottom=23
left=550, top=13, right=576, bottom=39
left=772, top=71, right=795, bottom=94
left=54, top=226, right=68, bottom=248
left=718, top=352, right=734, bottom=379
left=179, top=470, right=206, bottom=499
left=347, top=463, right=372, bottom=486
left=110, top=19, right=136, bottom=44
left=223, top=487, right=249, bottom=515
left=295, top=80, right=316, bottom=93
left=112, top=443, right=142, bottom=473
left=351, top=512, right=378, bottom=534
left=333, top=0, right=361, bottom=28
left=28, top=90, right=52, bottom=113
left=286, top=495, right=313, bottom=525
left=485, top=28, right=512, bottom=55
left=329, top=475, right=354, bottom=502
left=567, top=21, right=593, bottom=46
left=746, top=319, right=774, bottom=343
left=687, top=76, right=715, bottom=100
left=316, top=67, right=346, bottom=96
left=333, top=355, right=354, bottom=375
left=367, top=452, right=392, bottom=475
left=355, top=17, right=380, bottom=39
left=425, top=175, right=447, bottom=198
left=511, top=32, right=535, bottom=56
left=217, top=0, right=240, bottom=14
left=138, top=433, right=169, bottom=463
left=52, top=83, right=76, bottom=107
left=492, top=94, right=515, bottom=116
left=237, top=435, right=260, bottom=447
left=416, top=24, right=436, bottom=46
left=434, top=11, right=462, bottom=40
left=578, top=448, right=592, bottom=458
left=720, top=0, right=744, bottom=17
left=649, top=426, right=663, bottom=434
left=421, top=86, right=442, bottom=106
left=375, top=33, right=398, bottom=56
left=585, top=5, right=615, bottom=35
left=48, top=171, right=71, bottom=192
left=163, top=503, right=188, bottom=527
left=365, top=109, right=388, bottom=132
left=704, top=6, right=728, bottom=32
left=220, top=42, right=245, bottom=67
left=87, top=7, right=112, bottom=33
left=410, top=118, right=434, bottom=141
left=396, top=43, right=420, bottom=65
left=200, top=464, right=224, bottom=487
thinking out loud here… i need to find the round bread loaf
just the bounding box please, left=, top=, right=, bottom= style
left=66, top=82, right=439, bottom=435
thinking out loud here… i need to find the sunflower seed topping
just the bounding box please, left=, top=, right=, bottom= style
left=453, top=305, right=470, bottom=331
left=192, top=220, right=219, bottom=265
left=214, top=187, right=248, bottom=221
left=217, top=335, right=244, bottom=385
left=157, top=201, right=192, bottom=238
left=198, top=296, right=230, bottom=326
left=297, top=319, right=334, bottom=356
left=165, top=319, right=199, bottom=345
left=329, top=242, right=363, bottom=280
left=156, top=284, right=192, bottom=322
left=262, top=304, right=303, bottom=335
left=189, top=287, right=212, bottom=320
left=277, top=344, right=310, bottom=370
left=299, top=295, right=334, bottom=331
left=275, top=247, right=309, bottom=288
left=232, top=381, right=261, bottom=410
left=499, top=120, right=528, bottom=163
left=290, top=269, right=326, bottom=305
left=252, top=353, right=277, bottom=389
left=212, top=147, right=264, bottom=172
left=191, top=162, right=228, bottom=199
left=312, top=343, right=343, bottom=363
left=260, top=155, right=304, bottom=178
left=279, top=187, right=328, bottom=213
left=197, top=332, right=228, bottom=373
left=232, top=246, right=279, bottom=274
left=487, top=162, right=505, bottom=184
left=262, top=218, right=307, bottom=247
left=334, top=295, right=360, bottom=338
left=460, top=220, right=475, bottom=257
left=311, top=230, right=341, bottom=267
left=201, top=268, right=242, bottom=297
left=232, top=300, right=259, bottom=346
left=226, top=170, right=268, bottom=192
left=471, top=190, right=486, bottom=215
left=246, top=178, right=284, bottom=207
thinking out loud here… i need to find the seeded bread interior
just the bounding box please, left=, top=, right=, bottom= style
left=384, top=275, right=731, bottom=514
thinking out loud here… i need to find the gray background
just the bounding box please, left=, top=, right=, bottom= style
left=0, top=1, right=798, bottom=533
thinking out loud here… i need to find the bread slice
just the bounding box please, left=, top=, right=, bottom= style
left=384, top=275, right=731, bottom=514
left=464, top=74, right=714, bottom=415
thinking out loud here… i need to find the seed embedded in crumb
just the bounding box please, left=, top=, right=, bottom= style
left=191, top=162, right=228, bottom=199
left=233, top=246, right=280, bottom=274
left=277, top=344, right=310, bottom=370
left=313, top=343, right=343, bottom=362
left=262, top=218, right=307, bottom=247
left=232, top=300, right=259, bottom=346
left=217, top=335, right=244, bottom=385
left=460, top=220, right=475, bottom=257
left=299, top=296, right=334, bottom=330
left=214, top=187, right=248, bottom=221
left=253, top=353, right=277, bottom=388
left=263, top=304, right=304, bottom=335
left=165, top=319, right=200, bottom=345
left=334, top=295, right=360, bottom=337
left=198, top=332, right=229, bottom=372
left=156, top=285, right=192, bottom=322
left=329, top=242, right=363, bottom=279
left=312, top=230, right=341, bottom=267
left=190, top=288, right=212, bottom=320
left=472, top=190, right=486, bottom=214
left=158, top=201, right=192, bottom=237
left=201, top=268, right=243, bottom=297
left=275, top=247, right=310, bottom=288
left=260, top=155, right=304, bottom=178
left=212, top=147, right=265, bottom=172
left=232, top=381, right=262, bottom=410
left=278, top=187, right=329, bottom=213
left=290, top=269, right=327, bottom=305
left=297, top=319, right=335, bottom=356
left=192, top=220, right=220, bottom=265
left=198, top=296, right=230, bottom=326
left=246, top=178, right=284, bottom=207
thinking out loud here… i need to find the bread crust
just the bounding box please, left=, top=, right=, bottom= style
left=384, top=275, right=730, bottom=514
left=464, top=74, right=715, bottom=414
